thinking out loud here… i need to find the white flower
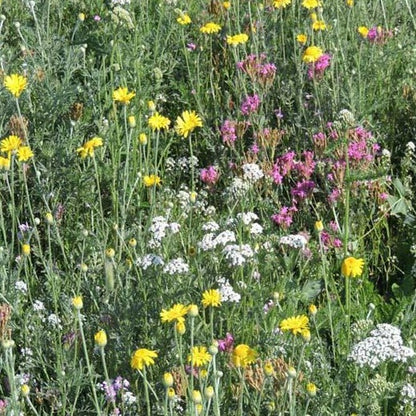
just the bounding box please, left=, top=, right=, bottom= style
left=15, top=280, right=27, bottom=293
left=280, top=234, right=307, bottom=249
left=223, top=244, right=254, bottom=266
left=242, top=163, right=264, bottom=183
left=198, top=233, right=217, bottom=251
left=217, top=277, right=241, bottom=302
left=47, top=314, right=62, bottom=329
left=202, top=221, right=220, bottom=232
left=138, top=254, right=164, bottom=270
left=122, top=391, right=137, bottom=405
left=250, top=223, right=263, bottom=235
left=214, top=230, right=236, bottom=246
left=163, top=258, right=189, bottom=275
left=226, top=177, right=250, bottom=199
left=33, top=300, right=45, bottom=312
left=237, top=212, right=259, bottom=225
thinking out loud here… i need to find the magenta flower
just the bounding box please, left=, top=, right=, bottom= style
left=241, top=94, right=261, bottom=115
left=308, top=53, right=332, bottom=80
left=218, top=332, right=234, bottom=352
left=271, top=205, right=297, bottom=229
left=200, top=166, right=219, bottom=185
left=221, top=120, right=237, bottom=145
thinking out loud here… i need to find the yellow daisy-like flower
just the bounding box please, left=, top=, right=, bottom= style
left=296, top=33, right=308, bottom=44
left=17, top=146, right=33, bottom=162
left=143, top=174, right=161, bottom=187
left=22, top=243, right=31, bottom=256
left=177, top=14, right=191, bottom=25
left=0, top=156, right=10, bottom=170
left=232, top=344, right=257, bottom=368
left=76, top=137, right=103, bottom=159
left=131, top=348, right=158, bottom=371
left=358, top=26, right=369, bottom=38
left=1, top=135, right=22, bottom=155
left=306, top=382, right=317, bottom=397
left=223, top=1, right=231, bottom=9
left=188, top=346, right=212, bottom=367
left=160, top=303, right=189, bottom=323
left=273, top=0, right=291, bottom=8
left=4, top=74, right=27, bottom=98
left=202, top=289, right=221, bottom=308
left=72, top=296, right=83, bottom=310
left=94, top=330, right=107, bottom=347
left=341, top=257, right=364, bottom=278
left=302, top=46, right=323, bottom=63
left=175, top=110, right=203, bottom=138
left=148, top=112, right=171, bottom=131
left=200, top=22, right=222, bottom=34
left=346, top=0, right=354, bottom=6
left=112, top=87, right=135, bottom=105
left=312, top=20, right=327, bottom=31
left=302, top=0, right=321, bottom=8
left=226, top=33, right=249, bottom=46
left=280, top=314, right=309, bottom=335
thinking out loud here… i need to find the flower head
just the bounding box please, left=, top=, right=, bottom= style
left=200, top=22, right=222, bottom=34
left=143, top=174, right=161, bottom=187
left=72, top=296, right=83, bottom=310
left=306, top=382, right=317, bottom=397
left=358, top=26, right=369, bottom=38
left=297, top=33, right=308, bottom=44
left=302, top=0, right=321, bottom=8
left=188, top=346, right=212, bottom=367
left=1, top=135, right=22, bottom=155
left=273, top=0, right=291, bottom=8
left=17, top=146, right=33, bottom=162
left=76, top=137, right=103, bottom=158
left=148, top=112, right=171, bottom=131
left=175, top=110, right=203, bottom=138
left=280, top=314, right=309, bottom=335
left=94, top=330, right=107, bottom=347
left=341, top=257, right=364, bottom=278
left=160, top=303, right=189, bottom=323
left=177, top=14, right=191, bottom=25
left=113, top=87, right=135, bottom=105
left=202, top=289, right=221, bottom=308
left=4, top=74, right=27, bottom=98
left=0, top=157, right=10, bottom=170
left=131, top=348, right=158, bottom=370
left=232, top=344, right=257, bottom=367
left=302, top=46, right=323, bottom=63
left=226, top=33, right=249, bottom=46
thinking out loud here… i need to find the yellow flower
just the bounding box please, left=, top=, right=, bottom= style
left=264, top=362, right=274, bottom=376
left=341, top=257, right=364, bottom=278
left=22, top=243, right=31, bottom=256
left=105, top=248, right=115, bottom=258
left=139, top=133, right=148, bottom=145
left=302, top=46, right=323, bottom=63
left=202, top=289, right=221, bottom=308
left=160, top=303, right=189, bottom=323
left=358, top=26, right=369, bottom=38
left=94, top=330, right=107, bottom=347
left=4, top=74, right=27, bottom=98
left=346, top=0, right=354, bottom=6
left=232, top=344, right=257, bottom=367
left=302, top=0, right=320, bottom=8
left=223, top=1, right=231, bottom=9
left=148, top=112, right=171, bottom=131
left=205, top=385, right=214, bottom=399
left=192, top=390, right=202, bottom=404
left=314, top=220, right=323, bottom=232
left=175, top=110, right=203, bottom=138
left=280, top=314, right=309, bottom=335
left=163, top=372, right=174, bottom=387
left=312, top=20, right=327, bottom=31
left=226, top=33, right=249, bottom=46
left=175, top=320, right=186, bottom=335
left=112, top=87, right=135, bottom=105
left=21, top=384, right=30, bottom=397
left=188, top=346, right=212, bottom=367
left=0, top=156, right=11, bottom=170
left=308, top=304, right=318, bottom=316
left=296, top=33, right=308, bottom=44
left=147, top=100, right=156, bottom=111
left=17, top=146, right=33, bottom=162
left=167, top=387, right=176, bottom=400
left=78, top=13, right=85, bottom=22
left=301, top=328, right=311, bottom=342
left=200, top=22, right=222, bottom=34
left=76, top=137, right=103, bottom=158
left=131, top=348, right=158, bottom=370
left=306, top=382, right=317, bottom=397
left=177, top=14, right=191, bottom=25
left=273, top=0, right=291, bottom=8
left=1, top=135, right=22, bottom=155
left=72, top=296, right=83, bottom=310
left=143, top=174, right=161, bottom=187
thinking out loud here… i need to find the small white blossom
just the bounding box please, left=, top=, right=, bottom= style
left=214, top=230, right=236, bottom=246
left=202, top=221, right=220, bottom=232
left=242, top=163, right=264, bottom=183
left=198, top=233, right=217, bottom=251
left=33, top=300, right=45, bottom=312
left=250, top=223, right=263, bottom=235
left=226, top=178, right=250, bottom=199
left=163, top=258, right=189, bottom=275
left=280, top=234, right=307, bottom=249
left=138, top=254, right=164, bottom=270
left=223, top=244, right=254, bottom=266
left=47, top=314, right=62, bottom=329
left=217, top=277, right=241, bottom=303
left=122, top=391, right=137, bottom=405
left=15, top=280, right=27, bottom=293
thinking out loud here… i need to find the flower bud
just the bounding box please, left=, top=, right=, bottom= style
left=314, top=220, right=323, bottom=232
left=128, top=115, right=136, bottom=128
left=287, top=366, right=297, bottom=379
left=163, top=372, right=174, bottom=387
left=204, top=386, right=214, bottom=399
left=21, top=384, right=30, bottom=397
left=308, top=304, right=317, bottom=316
left=192, top=390, right=202, bottom=404
left=72, top=296, right=83, bottom=310
left=139, top=133, right=147, bottom=145
left=306, top=382, right=317, bottom=397
left=45, top=212, right=54, bottom=225
left=94, top=330, right=107, bottom=348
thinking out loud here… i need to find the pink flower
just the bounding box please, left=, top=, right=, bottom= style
left=200, top=166, right=219, bottom=185
left=218, top=333, right=234, bottom=352
left=241, top=94, right=261, bottom=115
left=221, top=120, right=237, bottom=145
left=308, top=53, right=331, bottom=79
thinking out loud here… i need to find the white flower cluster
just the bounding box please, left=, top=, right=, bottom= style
left=202, top=221, right=220, bottom=232
left=165, top=156, right=198, bottom=172
left=198, top=230, right=236, bottom=251
left=280, top=234, right=307, bottom=249
left=348, top=323, right=415, bottom=369
left=225, top=177, right=250, bottom=200
left=217, top=277, right=241, bottom=303
left=400, top=383, right=416, bottom=406
left=148, top=216, right=180, bottom=248
left=33, top=300, right=45, bottom=312
left=223, top=244, right=254, bottom=266
left=137, top=254, right=164, bottom=270
left=242, top=163, right=264, bottom=183
left=236, top=212, right=263, bottom=235
left=163, top=258, right=189, bottom=275
left=112, top=0, right=130, bottom=4
left=15, top=280, right=27, bottom=293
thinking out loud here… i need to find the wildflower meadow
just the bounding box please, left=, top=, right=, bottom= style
left=1, top=0, right=416, bottom=414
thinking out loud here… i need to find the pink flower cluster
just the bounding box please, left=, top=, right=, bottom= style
left=367, top=26, right=393, bottom=44
left=221, top=120, right=237, bottom=144
left=307, top=53, right=332, bottom=80
left=241, top=94, right=261, bottom=115
left=237, top=54, right=277, bottom=87
left=200, top=166, right=219, bottom=185
left=271, top=150, right=316, bottom=185
left=271, top=205, right=298, bottom=229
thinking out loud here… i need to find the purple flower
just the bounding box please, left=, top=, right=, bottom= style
left=200, top=166, right=219, bottom=185
left=291, top=180, right=315, bottom=201
left=218, top=333, right=234, bottom=352
left=308, top=53, right=331, bottom=79
left=271, top=205, right=297, bottom=229
left=221, top=120, right=237, bottom=145
left=241, top=94, right=261, bottom=115
left=94, top=15, right=101, bottom=21
left=187, top=43, right=196, bottom=51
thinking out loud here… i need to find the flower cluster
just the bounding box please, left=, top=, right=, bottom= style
left=241, top=94, right=261, bottom=115
left=237, top=54, right=277, bottom=87
left=217, top=277, right=241, bottom=303
left=77, top=137, right=103, bottom=159
left=307, top=53, right=331, bottom=79
left=0, top=135, right=33, bottom=165
left=348, top=324, right=415, bottom=369
left=162, top=258, right=189, bottom=275
left=148, top=216, right=181, bottom=248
